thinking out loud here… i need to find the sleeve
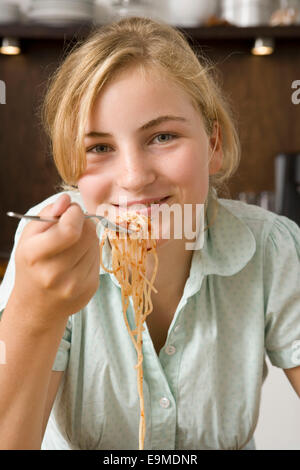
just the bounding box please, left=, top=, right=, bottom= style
left=51, top=317, right=72, bottom=371
left=264, top=215, right=300, bottom=369
left=0, top=216, right=28, bottom=313
left=0, top=195, right=73, bottom=372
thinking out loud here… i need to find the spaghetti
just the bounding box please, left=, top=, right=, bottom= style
left=99, top=211, right=159, bottom=450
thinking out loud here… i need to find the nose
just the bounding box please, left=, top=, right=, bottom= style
left=116, top=148, right=156, bottom=192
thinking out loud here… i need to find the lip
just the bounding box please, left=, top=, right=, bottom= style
left=112, top=196, right=171, bottom=218
left=114, top=196, right=170, bottom=207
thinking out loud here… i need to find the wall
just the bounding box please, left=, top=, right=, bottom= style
left=255, top=357, right=300, bottom=450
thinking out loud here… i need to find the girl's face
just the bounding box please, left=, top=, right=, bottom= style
left=78, top=66, right=222, bottom=246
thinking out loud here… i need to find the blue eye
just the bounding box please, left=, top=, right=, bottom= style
left=152, top=133, right=176, bottom=144
left=88, top=144, right=111, bottom=153
left=86, top=133, right=177, bottom=154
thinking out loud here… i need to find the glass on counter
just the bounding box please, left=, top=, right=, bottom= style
left=237, top=191, right=276, bottom=212
left=270, top=0, right=300, bottom=25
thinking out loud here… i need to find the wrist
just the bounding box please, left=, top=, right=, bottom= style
left=2, top=291, right=68, bottom=337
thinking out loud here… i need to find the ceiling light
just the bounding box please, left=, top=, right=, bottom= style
left=0, top=37, right=21, bottom=55
left=251, top=37, right=274, bottom=56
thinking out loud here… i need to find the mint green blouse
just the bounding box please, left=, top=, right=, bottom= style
left=0, top=190, right=299, bottom=450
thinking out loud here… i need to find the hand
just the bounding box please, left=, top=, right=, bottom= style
left=11, top=193, right=100, bottom=330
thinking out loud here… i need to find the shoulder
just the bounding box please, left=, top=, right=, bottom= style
left=217, top=197, right=277, bottom=240
left=217, top=197, right=300, bottom=256
left=217, top=198, right=276, bottom=225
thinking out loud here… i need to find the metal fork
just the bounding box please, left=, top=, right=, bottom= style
left=6, top=211, right=133, bottom=234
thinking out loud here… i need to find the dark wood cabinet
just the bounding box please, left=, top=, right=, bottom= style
left=1, top=23, right=300, bottom=260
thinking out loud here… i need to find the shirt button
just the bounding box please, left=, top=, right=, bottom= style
left=159, top=397, right=170, bottom=408
left=165, top=345, right=176, bottom=355
left=174, top=325, right=180, bottom=333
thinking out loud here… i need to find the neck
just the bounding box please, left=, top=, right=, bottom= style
left=146, top=238, right=193, bottom=308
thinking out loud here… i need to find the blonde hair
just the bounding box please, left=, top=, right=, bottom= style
left=42, top=16, right=240, bottom=200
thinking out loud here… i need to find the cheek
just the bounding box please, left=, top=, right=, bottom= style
left=77, top=173, right=110, bottom=212
left=167, top=147, right=209, bottom=201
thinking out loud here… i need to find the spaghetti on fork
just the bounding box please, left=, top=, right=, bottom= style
left=99, top=211, right=158, bottom=450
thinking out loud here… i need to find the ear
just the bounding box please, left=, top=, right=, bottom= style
left=208, top=121, right=223, bottom=175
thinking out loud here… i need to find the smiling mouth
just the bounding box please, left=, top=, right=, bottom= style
left=110, top=196, right=172, bottom=251
left=113, top=196, right=170, bottom=208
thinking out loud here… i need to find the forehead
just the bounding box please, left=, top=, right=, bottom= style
left=104, top=63, right=176, bottom=93
left=89, top=64, right=199, bottom=122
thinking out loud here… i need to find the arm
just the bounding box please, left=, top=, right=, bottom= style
left=42, top=371, right=64, bottom=438
left=283, top=366, right=300, bottom=399
left=0, top=194, right=99, bottom=449
left=0, top=297, right=67, bottom=449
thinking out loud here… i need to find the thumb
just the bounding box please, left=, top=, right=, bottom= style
left=47, top=193, right=72, bottom=217
left=25, top=194, right=72, bottom=236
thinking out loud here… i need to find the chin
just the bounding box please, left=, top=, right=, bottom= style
left=146, top=235, right=175, bottom=252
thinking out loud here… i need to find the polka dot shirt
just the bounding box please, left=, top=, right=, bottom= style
left=0, top=190, right=299, bottom=450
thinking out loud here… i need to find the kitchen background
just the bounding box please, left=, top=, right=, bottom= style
left=0, top=0, right=299, bottom=449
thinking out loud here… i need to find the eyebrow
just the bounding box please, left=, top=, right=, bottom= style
left=84, top=115, right=188, bottom=138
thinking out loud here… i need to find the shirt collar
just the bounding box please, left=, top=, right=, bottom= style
left=97, top=191, right=256, bottom=290
left=198, top=192, right=256, bottom=277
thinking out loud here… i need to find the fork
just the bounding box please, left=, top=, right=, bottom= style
left=6, top=211, right=133, bottom=234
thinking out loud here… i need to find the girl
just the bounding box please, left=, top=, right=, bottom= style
left=0, top=17, right=299, bottom=451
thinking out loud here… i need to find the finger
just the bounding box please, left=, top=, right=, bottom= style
left=49, top=193, right=72, bottom=218
left=47, top=233, right=99, bottom=296
left=24, top=193, right=72, bottom=237
left=70, top=236, right=100, bottom=288
left=64, top=218, right=98, bottom=269
left=28, top=203, right=86, bottom=260
left=38, top=218, right=98, bottom=270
